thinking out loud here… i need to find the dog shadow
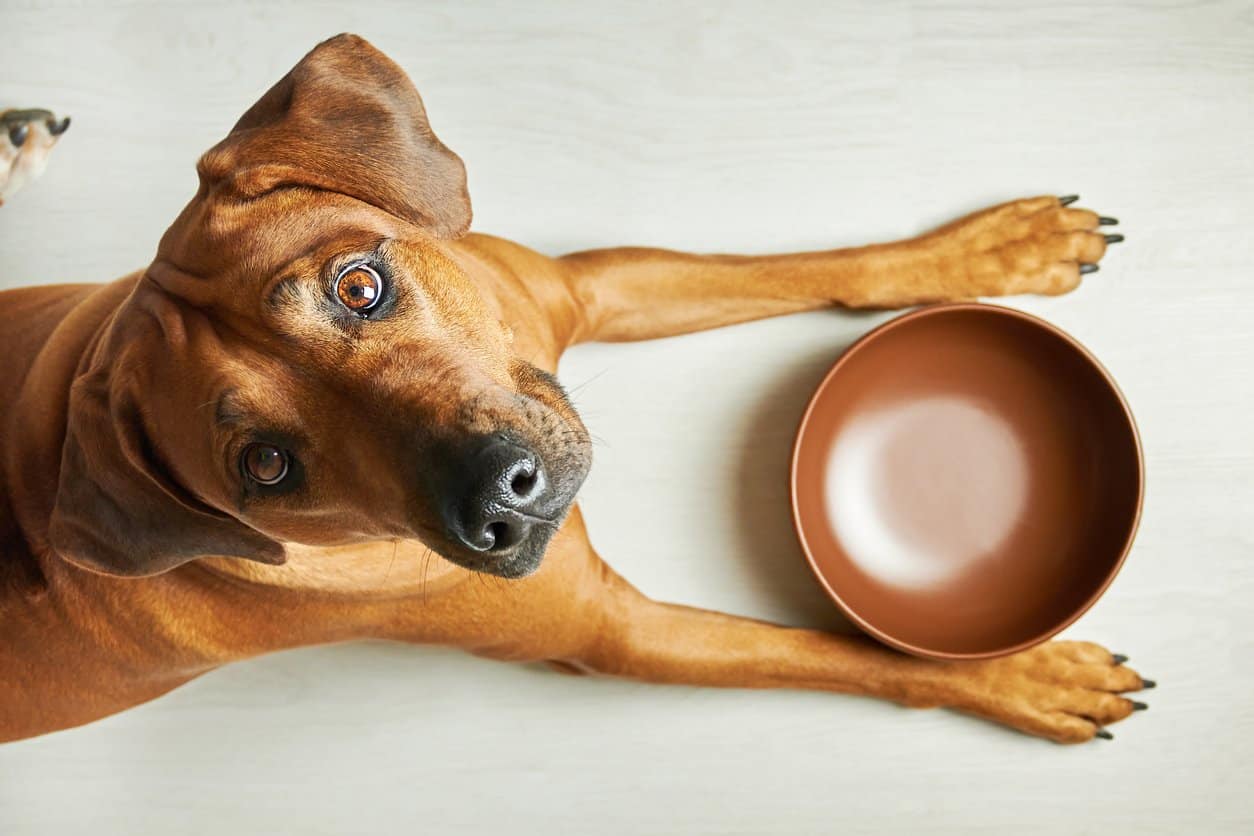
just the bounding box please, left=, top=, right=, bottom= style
left=725, top=323, right=874, bottom=635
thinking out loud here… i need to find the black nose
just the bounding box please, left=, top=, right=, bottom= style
left=446, top=437, right=549, bottom=553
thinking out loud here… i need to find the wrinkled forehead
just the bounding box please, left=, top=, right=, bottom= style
left=139, top=186, right=488, bottom=397
left=130, top=299, right=357, bottom=440
left=152, top=187, right=411, bottom=305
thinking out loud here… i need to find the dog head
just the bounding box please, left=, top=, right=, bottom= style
left=47, top=34, right=591, bottom=580
left=0, top=108, right=70, bottom=205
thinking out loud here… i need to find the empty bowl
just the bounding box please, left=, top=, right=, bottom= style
left=790, top=304, right=1142, bottom=660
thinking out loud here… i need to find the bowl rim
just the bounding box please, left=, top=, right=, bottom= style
left=789, top=302, right=1145, bottom=660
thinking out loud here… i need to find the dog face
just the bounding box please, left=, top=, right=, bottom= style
left=46, top=35, right=591, bottom=579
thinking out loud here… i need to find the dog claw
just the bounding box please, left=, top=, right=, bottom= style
left=1095, top=729, right=1114, bottom=740
left=48, top=116, right=71, bottom=136
left=1130, top=701, right=1148, bottom=711
left=1098, top=216, right=1119, bottom=226
left=1140, top=678, right=1157, bottom=689
left=1079, top=263, right=1099, bottom=274
left=1104, top=234, right=1124, bottom=244
left=1112, top=653, right=1128, bottom=665
left=1058, top=195, right=1080, bottom=206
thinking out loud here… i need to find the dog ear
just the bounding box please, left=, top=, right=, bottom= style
left=46, top=367, right=285, bottom=578
left=197, top=33, right=470, bottom=237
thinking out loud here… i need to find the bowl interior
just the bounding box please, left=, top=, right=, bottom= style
left=791, top=305, right=1142, bottom=659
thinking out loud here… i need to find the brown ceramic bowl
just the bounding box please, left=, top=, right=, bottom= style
left=790, top=304, right=1142, bottom=660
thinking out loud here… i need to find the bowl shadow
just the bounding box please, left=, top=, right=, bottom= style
left=728, top=332, right=865, bottom=635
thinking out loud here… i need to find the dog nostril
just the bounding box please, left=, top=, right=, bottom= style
left=486, top=521, right=508, bottom=549
left=484, top=520, right=525, bottom=552
left=510, top=466, right=538, bottom=499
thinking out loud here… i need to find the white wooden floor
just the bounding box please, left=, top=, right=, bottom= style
left=2, top=2, right=1252, bottom=834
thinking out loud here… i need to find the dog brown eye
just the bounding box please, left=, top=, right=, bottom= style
left=9, top=123, right=28, bottom=147
left=242, top=443, right=289, bottom=485
left=335, top=264, right=383, bottom=312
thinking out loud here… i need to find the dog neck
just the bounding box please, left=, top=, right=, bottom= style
left=196, top=539, right=469, bottom=599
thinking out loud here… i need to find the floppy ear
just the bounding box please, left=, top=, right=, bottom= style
left=47, top=369, right=285, bottom=578
left=197, top=33, right=471, bottom=237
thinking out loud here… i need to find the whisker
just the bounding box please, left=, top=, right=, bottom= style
left=382, top=538, right=398, bottom=586
left=564, top=367, right=611, bottom=398
left=420, top=545, right=435, bottom=605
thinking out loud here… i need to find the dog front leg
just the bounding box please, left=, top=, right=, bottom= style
left=559, top=195, right=1119, bottom=343
left=566, top=581, right=1150, bottom=743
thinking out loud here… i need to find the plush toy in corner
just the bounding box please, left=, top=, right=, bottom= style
left=0, top=108, right=70, bottom=206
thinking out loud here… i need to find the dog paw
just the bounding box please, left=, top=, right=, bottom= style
left=921, top=194, right=1122, bottom=300
left=0, top=108, right=71, bottom=204
left=939, top=640, right=1153, bottom=743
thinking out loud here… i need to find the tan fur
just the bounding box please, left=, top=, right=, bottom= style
left=0, top=35, right=1145, bottom=744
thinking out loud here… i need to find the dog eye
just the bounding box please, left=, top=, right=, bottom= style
left=241, top=443, right=290, bottom=485
left=8, top=123, right=29, bottom=147
left=335, top=263, right=384, bottom=314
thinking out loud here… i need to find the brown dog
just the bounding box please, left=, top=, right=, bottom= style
left=0, top=34, right=1149, bottom=744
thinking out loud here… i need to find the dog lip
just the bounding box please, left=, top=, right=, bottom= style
left=509, top=508, right=563, bottom=526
